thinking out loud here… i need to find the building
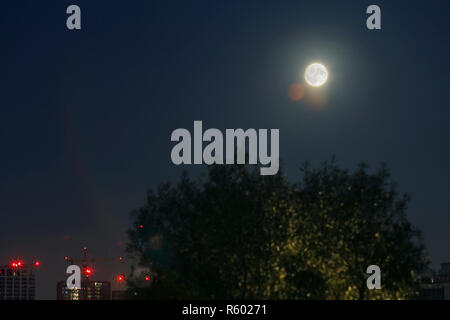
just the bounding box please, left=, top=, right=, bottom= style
left=57, top=280, right=111, bottom=300
left=0, top=264, right=36, bottom=300
left=420, top=262, right=450, bottom=300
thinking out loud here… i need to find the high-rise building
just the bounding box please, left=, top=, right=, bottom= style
left=420, top=262, right=450, bottom=300
left=56, top=280, right=111, bottom=300
left=0, top=264, right=36, bottom=300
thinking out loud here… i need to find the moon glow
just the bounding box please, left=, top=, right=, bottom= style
left=304, top=63, right=328, bottom=87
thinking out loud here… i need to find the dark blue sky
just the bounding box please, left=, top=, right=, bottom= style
left=1, top=0, right=450, bottom=299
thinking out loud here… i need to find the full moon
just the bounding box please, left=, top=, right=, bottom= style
left=304, top=63, right=328, bottom=87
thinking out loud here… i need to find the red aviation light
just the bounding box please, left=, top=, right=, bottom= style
left=10, top=260, right=23, bottom=268
left=144, top=275, right=151, bottom=281
left=34, top=260, right=40, bottom=267
left=84, top=267, right=93, bottom=276
left=116, top=274, right=125, bottom=282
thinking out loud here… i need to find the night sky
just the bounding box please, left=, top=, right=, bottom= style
left=1, top=0, right=450, bottom=299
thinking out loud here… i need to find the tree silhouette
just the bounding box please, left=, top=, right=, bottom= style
left=126, top=160, right=428, bottom=299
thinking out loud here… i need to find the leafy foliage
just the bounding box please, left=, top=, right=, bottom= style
left=126, top=160, right=428, bottom=299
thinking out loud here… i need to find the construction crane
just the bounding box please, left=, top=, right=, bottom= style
left=64, top=246, right=151, bottom=283
left=64, top=246, right=125, bottom=281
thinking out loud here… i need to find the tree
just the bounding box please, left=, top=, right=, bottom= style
left=289, top=159, right=429, bottom=299
left=126, top=160, right=429, bottom=299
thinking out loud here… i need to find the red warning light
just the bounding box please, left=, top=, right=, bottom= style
left=144, top=275, right=151, bottom=281
left=84, top=267, right=93, bottom=276
left=10, top=260, right=24, bottom=268
left=116, top=274, right=125, bottom=282
left=139, top=225, right=144, bottom=229
left=34, top=261, right=40, bottom=267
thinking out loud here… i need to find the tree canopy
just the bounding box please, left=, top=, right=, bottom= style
left=126, top=160, right=429, bottom=299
